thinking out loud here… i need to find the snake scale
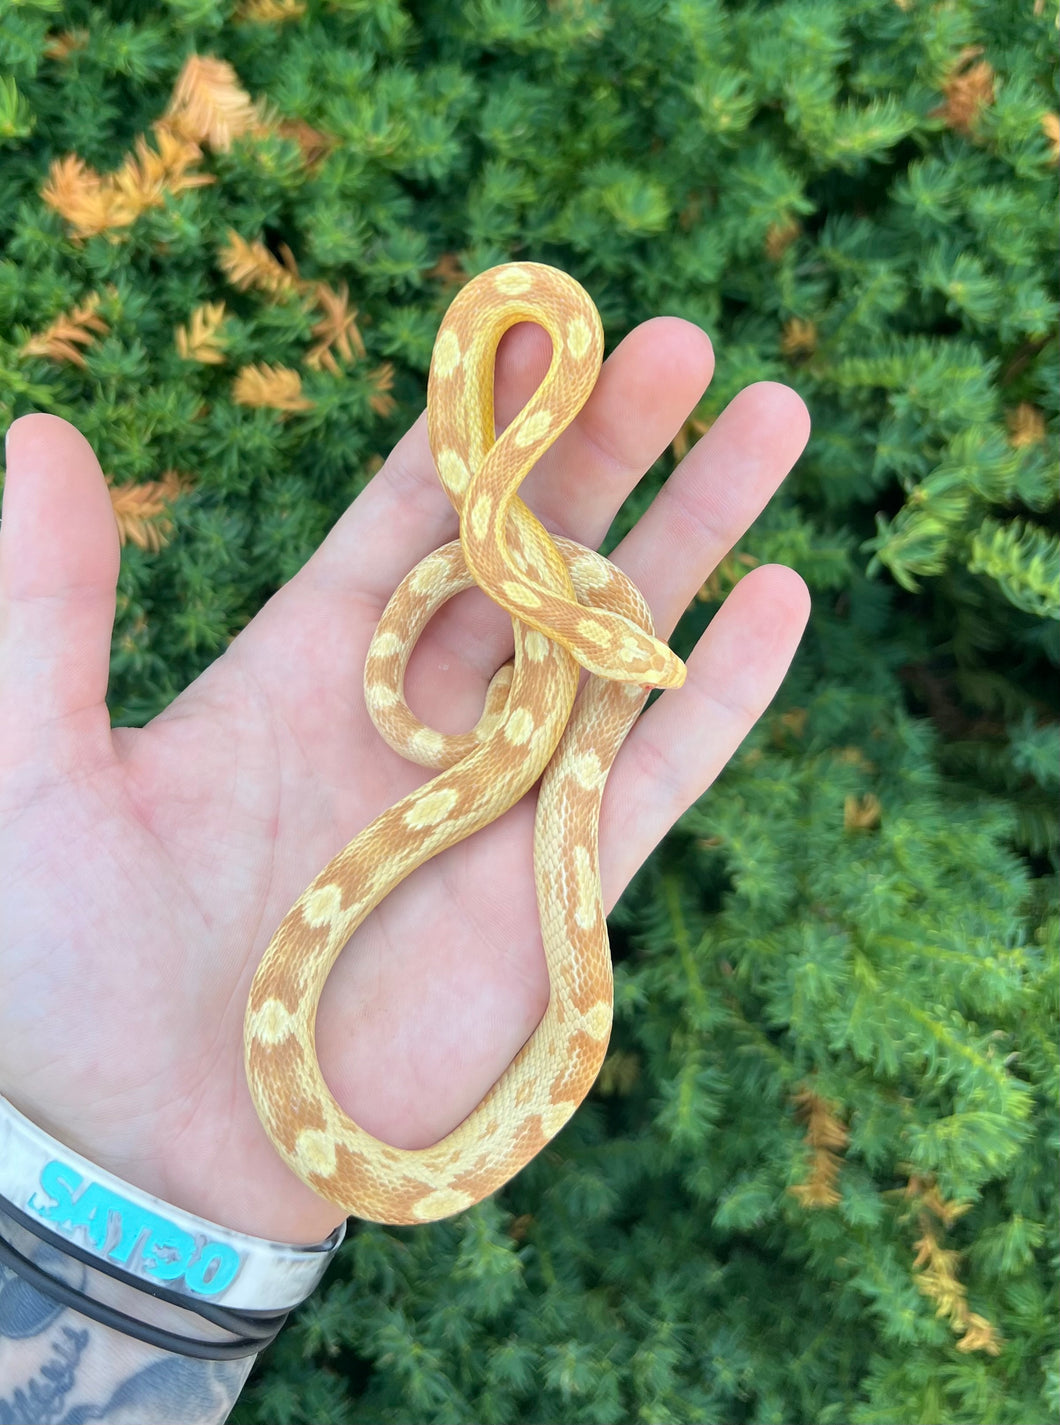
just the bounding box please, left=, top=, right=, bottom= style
left=244, top=262, right=686, bottom=1225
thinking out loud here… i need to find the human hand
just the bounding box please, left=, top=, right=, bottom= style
left=0, top=317, right=809, bottom=1245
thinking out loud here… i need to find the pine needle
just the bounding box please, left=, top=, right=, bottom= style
left=41, top=54, right=274, bottom=240
left=766, top=220, right=801, bottom=259
left=1006, top=403, right=1046, bottom=448
left=844, top=793, right=882, bottom=830
left=275, top=117, right=334, bottom=168
left=969, top=518, right=1060, bottom=620
left=782, top=318, right=818, bottom=357
left=41, top=155, right=123, bottom=239
left=905, top=1176, right=1003, bottom=1355
left=21, top=293, right=109, bottom=367
left=236, top=0, right=307, bottom=20
left=428, top=252, right=469, bottom=288
left=220, top=229, right=303, bottom=297
left=41, top=125, right=212, bottom=239
left=1043, top=113, right=1060, bottom=161
left=165, top=55, right=267, bottom=153
left=175, top=302, right=228, bottom=364
left=368, top=362, right=397, bottom=417
left=935, top=49, right=995, bottom=136
left=305, top=282, right=367, bottom=372
left=43, top=30, right=90, bottom=62
left=108, top=470, right=186, bottom=552
left=233, top=362, right=314, bottom=412
left=788, top=1089, right=848, bottom=1208
left=125, top=122, right=214, bottom=199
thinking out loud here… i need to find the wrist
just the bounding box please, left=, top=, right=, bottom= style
left=0, top=1085, right=177, bottom=1211
left=0, top=1092, right=345, bottom=1356
left=0, top=1083, right=342, bottom=1245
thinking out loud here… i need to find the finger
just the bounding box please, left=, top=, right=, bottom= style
left=0, top=415, right=119, bottom=746
left=612, top=381, right=812, bottom=639
left=600, top=563, right=811, bottom=906
left=292, top=315, right=714, bottom=617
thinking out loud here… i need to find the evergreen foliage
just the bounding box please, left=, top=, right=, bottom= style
left=1, top=0, right=1056, bottom=1420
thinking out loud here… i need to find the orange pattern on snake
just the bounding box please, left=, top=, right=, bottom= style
left=244, top=262, right=686, bottom=1224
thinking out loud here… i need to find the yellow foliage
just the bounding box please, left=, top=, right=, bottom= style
left=788, top=1089, right=848, bottom=1209
left=43, top=30, right=89, bottom=61
left=1006, top=403, right=1046, bottom=449
left=782, top=318, right=818, bottom=357
left=904, top=1175, right=1002, bottom=1356
left=220, top=230, right=303, bottom=297
left=306, top=282, right=367, bottom=373
left=597, top=1051, right=641, bottom=1096
left=41, top=124, right=213, bottom=240
left=236, top=0, right=307, bottom=19
left=844, top=793, right=882, bottom=831
left=108, top=470, right=187, bottom=552
left=1042, top=113, right=1060, bottom=161
left=369, top=362, right=397, bottom=417
left=765, top=220, right=801, bottom=260
left=175, top=303, right=228, bottom=365
left=428, top=252, right=469, bottom=289
left=275, top=117, right=334, bottom=168
left=934, top=48, right=995, bottom=136
left=41, top=155, right=130, bottom=239
left=37, top=52, right=320, bottom=242
left=165, top=55, right=266, bottom=153
left=233, top=363, right=314, bottom=413
left=21, top=294, right=108, bottom=367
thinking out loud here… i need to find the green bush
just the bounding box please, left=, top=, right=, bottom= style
left=2, top=0, right=1056, bottom=1420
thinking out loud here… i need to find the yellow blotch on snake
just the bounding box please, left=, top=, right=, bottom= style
left=295, top=1128, right=338, bottom=1178
left=436, top=447, right=471, bottom=496
left=494, top=265, right=534, bottom=295
left=468, top=496, right=493, bottom=542
left=572, top=845, right=601, bottom=931
left=404, top=787, right=460, bottom=829
left=514, top=410, right=556, bottom=447
left=432, top=329, right=463, bottom=380
left=303, top=884, right=343, bottom=927
left=523, top=629, right=550, bottom=661
left=248, top=999, right=296, bottom=1046
left=504, top=707, right=536, bottom=745
left=502, top=580, right=541, bottom=608
left=566, top=317, right=594, bottom=360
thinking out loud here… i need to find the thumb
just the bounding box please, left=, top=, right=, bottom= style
left=0, top=415, right=119, bottom=754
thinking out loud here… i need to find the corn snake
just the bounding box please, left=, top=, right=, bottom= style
left=244, top=262, right=686, bottom=1224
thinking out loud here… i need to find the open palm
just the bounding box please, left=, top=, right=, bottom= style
left=0, top=317, right=809, bottom=1245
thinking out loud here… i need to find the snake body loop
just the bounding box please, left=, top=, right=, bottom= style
left=244, top=262, right=685, bottom=1225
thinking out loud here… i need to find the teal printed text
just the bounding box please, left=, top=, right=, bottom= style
left=27, top=1161, right=240, bottom=1297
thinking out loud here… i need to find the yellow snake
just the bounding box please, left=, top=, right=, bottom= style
left=244, top=262, right=686, bottom=1225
